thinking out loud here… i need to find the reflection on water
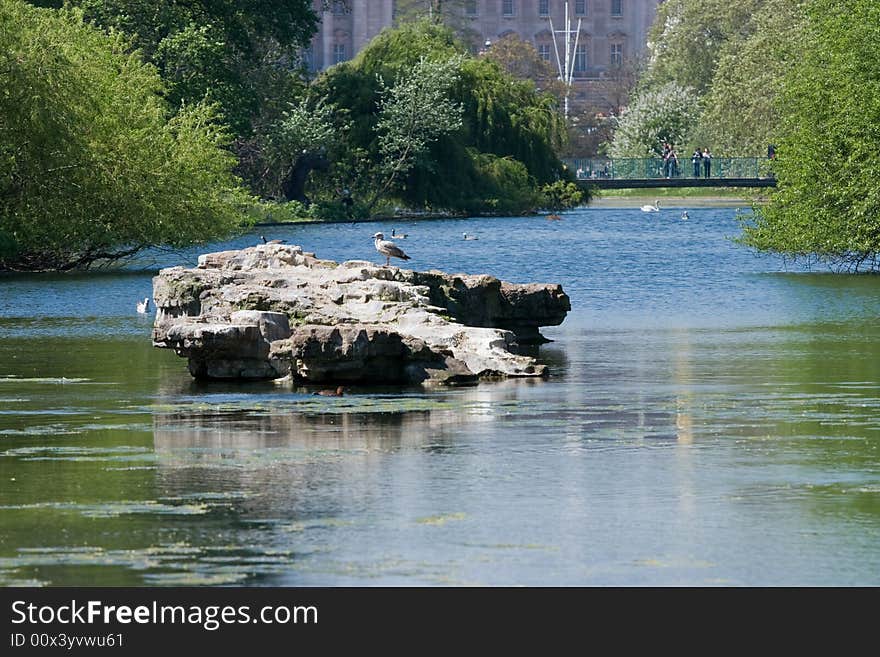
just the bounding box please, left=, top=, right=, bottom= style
left=1, top=208, right=880, bottom=585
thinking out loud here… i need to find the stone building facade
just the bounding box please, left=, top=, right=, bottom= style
left=306, top=1, right=394, bottom=72
left=307, top=1, right=661, bottom=105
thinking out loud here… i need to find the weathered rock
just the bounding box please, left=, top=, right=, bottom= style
left=152, top=244, right=569, bottom=385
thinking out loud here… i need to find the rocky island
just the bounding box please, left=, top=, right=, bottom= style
left=152, top=244, right=570, bottom=385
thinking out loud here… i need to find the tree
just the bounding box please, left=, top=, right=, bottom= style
left=307, top=20, right=571, bottom=216
left=740, top=0, right=880, bottom=272
left=694, top=0, right=805, bottom=156
left=261, top=98, right=339, bottom=203
left=26, top=1, right=323, bottom=197
left=0, top=0, right=252, bottom=271
left=643, top=0, right=765, bottom=96
left=483, top=34, right=558, bottom=88
left=482, top=32, right=567, bottom=112
left=369, top=56, right=464, bottom=210
left=593, top=54, right=644, bottom=119
left=540, top=180, right=585, bottom=212
left=457, top=56, right=566, bottom=184
left=565, top=54, right=643, bottom=158
left=608, top=82, right=699, bottom=158
left=43, top=1, right=320, bottom=133
left=613, top=0, right=794, bottom=159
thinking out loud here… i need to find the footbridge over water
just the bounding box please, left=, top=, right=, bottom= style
left=565, top=157, right=777, bottom=189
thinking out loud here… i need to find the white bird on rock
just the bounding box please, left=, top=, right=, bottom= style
left=641, top=200, right=660, bottom=212
left=373, top=232, right=411, bottom=267
left=136, top=297, right=150, bottom=314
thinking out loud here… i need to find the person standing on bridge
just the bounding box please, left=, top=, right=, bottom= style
left=702, top=147, right=712, bottom=178
left=663, top=143, right=678, bottom=178
left=692, top=148, right=702, bottom=178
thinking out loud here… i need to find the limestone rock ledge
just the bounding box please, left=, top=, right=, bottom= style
left=152, top=243, right=570, bottom=385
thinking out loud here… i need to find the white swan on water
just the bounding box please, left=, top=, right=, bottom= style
left=136, top=297, right=150, bottom=314
left=641, top=200, right=660, bottom=212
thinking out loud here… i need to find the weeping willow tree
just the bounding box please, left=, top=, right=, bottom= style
left=304, top=19, right=572, bottom=215
left=0, top=0, right=253, bottom=271
left=458, top=57, right=566, bottom=184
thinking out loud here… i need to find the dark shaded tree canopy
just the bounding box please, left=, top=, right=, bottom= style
left=29, top=0, right=320, bottom=135
left=302, top=20, right=569, bottom=215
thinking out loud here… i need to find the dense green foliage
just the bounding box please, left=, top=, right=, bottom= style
left=41, top=0, right=319, bottom=135
left=540, top=181, right=585, bottom=213
left=691, top=0, right=805, bottom=155
left=644, top=0, right=766, bottom=96
left=608, top=82, right=699, bottom=158
left=296, top=20, right=575, bottom=216
left=28, top=1, right=321, bottom=196
left=2, top=6, right=582, bottom=271
left=611, top=0, right=805, bottom=158
left=740, top=0, right=880, bottom=271
left=257, top=96, right=338, bottom=201
left=0, top=0, right=252, bottom=271
left=370, top=55, right=464, bottom=210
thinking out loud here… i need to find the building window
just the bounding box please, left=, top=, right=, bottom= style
left=539, top=0, right=549, bottom=16
left=574, top=43, right=588, bottom=73
left=610, top=43, right=623, bottom=67
left=575, top=0, right=587, bottom=15
left=465, top=0, right=478, bottom=16
left=331, top=1, right=345, bottom=15
left=538, top=43, right=551, bottom=61
left=333, top=43, right=346, bottom=64
left=502, top=0, right=515, bottom=17
left=611, top=0, right=623, bottom=17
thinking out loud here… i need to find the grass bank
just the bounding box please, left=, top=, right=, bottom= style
left=589, top=186, right=767, bottom=208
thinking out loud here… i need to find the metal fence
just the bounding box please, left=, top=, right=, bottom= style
left=564, top=157, right=774, bottom=181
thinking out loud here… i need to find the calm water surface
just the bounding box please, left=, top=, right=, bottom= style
left=1, top=207, right=879, bottom=586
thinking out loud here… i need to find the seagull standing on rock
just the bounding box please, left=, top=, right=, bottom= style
left=373, top=232, right=411, bottom=267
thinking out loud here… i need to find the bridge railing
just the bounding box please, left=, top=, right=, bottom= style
left=564, top=157, right=774, bottom=181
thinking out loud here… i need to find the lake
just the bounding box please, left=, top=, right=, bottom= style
left=1, top=206, right=879, bottom=586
